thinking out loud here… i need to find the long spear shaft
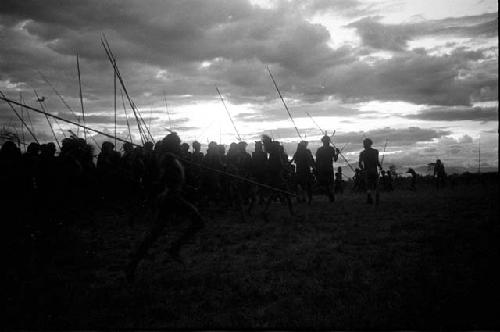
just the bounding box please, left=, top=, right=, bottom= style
left=478, top=135, right=481, bottom=174
left=21, top=93, right=35, bottom=135
left=0, top=94, right=133, bottom=145
left=216, top=86, right=241, bottom=141
left=163, top=91, right=172, bottom=130
left=0, top=91, right=39, bottom=144
left=19, top=92, right=25, bottom=150
left=149, top=107, right=153, bottom=133
left=325, top=131, right=355, bottom=173
left=53, top=117, right=68, bottom=138
left=120, top=89, right=133, bottom=143
left=38, top=70, right=81, bottom=136
left=266, top=65, right=302, bottom=140
left=101, top=35, right=153, bottom=143
left=76, top=54, right=87, bottom=141
left=33, top=89, right=60, bottom=149
left=114, top=70, right=117, bottom=148
left=101, top=39, right=145, bottom=144
left=380, top=138, right=388, bottom=168
left=306, top=111, right=325, bottom=135
left=333, top=145, right=355, bottom=173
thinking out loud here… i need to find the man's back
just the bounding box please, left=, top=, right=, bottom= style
left=316, top=146, right=336, bottom=173
left=294, top=149, right=314, bottom=174
left=359, top=147, right=379, bottom=174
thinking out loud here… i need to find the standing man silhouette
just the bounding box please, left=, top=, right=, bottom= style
left=359, top=138, right=382, bottom=205
left=315, top=135, right=339, bottom=202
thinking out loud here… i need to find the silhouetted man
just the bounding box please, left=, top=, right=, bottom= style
left=315, top=135, right=339, bottom=202
left=407, top=168, right=417, bottom=191
left=335, top=166, right=343, bottom=194
left=358, top=138, right=382, bottom=205
left=291, top=141, right=315, bottom=204
left=434, top=159, right=446, bottom=190
left=126, top=133, right=204, bottom=282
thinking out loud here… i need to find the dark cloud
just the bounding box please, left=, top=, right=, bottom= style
left=333, top=127, right=452, bottom=146
left=0, top=0, right=343, bottom=77
left=348, top=13, right=498, bottom=51
left=406, top=106, right=498, bottom=122
left=319, top=48, right=498, bottom=106
left=296, top=0, right=375, bottom=17
left=82, top=114, right=158, bottom=126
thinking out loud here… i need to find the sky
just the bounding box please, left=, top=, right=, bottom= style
left=0, top=0, right=498, bottom=174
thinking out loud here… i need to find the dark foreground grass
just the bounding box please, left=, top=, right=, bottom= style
left=4, top=181, right=499, bottom=329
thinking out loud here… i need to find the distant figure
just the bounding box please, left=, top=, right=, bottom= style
left=126, top=133, right=204, bottom=282
left=334, top=166, right=343, bottom=194
left=358, top=138, right=382, bottom=205
left=315, top=135, right=339, bottom=202
left=380, top=169, right=394, bottom=192
left=352, top=168, right=365, bottom=193
left=406, top=168, right=417, bottom=191
left=434, top=159, right=446, bottom=190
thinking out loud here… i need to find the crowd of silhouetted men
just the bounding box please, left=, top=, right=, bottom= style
left=1, top=132, right=454, bottom=230
left=3, top=131, right=485, bottom=279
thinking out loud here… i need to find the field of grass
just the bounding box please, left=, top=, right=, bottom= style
left=4, top=179, right=499, bottom=329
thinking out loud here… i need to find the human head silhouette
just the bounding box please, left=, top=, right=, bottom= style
left=363, top=138, right=373, bottom=149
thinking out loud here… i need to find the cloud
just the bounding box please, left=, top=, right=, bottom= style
left=405, top=105, right=498, bottom=122
left=348, top=13, right=498, bottom=51
left=318, top=48, right=498, bottom=106
left=333, top=126, right=452, bottom=146
left=296, top=0, right=375, bottom=17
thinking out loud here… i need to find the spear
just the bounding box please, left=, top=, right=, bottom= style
left=114, top=70, right=117, bottom=148
left=216, top=86, right=241, bottom=141
left=0, top=91, right=39, bottom=144
left=333, top=146, right=355, bottom=173
left=120, top=89, right=133, bottom=143
left=19, top=92, right=25, bottom=150
left=0, top=94, right=134, bottom=146
left=306, top=111, right=325, bottom=136
left=101, top=35, right=153, bottom=143
left=101, top=37, right=146, bottom=144
left=76, top=53, right=87, bottom=141
left=149, top=107, right=153, bottom=134
left=38, top=70, right=81, bottom=136
left=380, top=138, right=388, bottom=169
left=33, top=89, right=60, bottom=149
left=266, top=65, right=302, bottom=140
left=478, top=135, right=481, bottom=174
left=163, top=91, right=172, bottom=130
left=326, top=130, right=355, bottom=173
left=21, top=93, right=35, bottom=135
left=339, top=142, right=348, bottom=153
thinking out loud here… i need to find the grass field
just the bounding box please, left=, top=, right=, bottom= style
left=4, top=179, right=499, bottom=329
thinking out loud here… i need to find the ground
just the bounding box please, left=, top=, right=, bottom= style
left=4, top=179, right=499, bottom=329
